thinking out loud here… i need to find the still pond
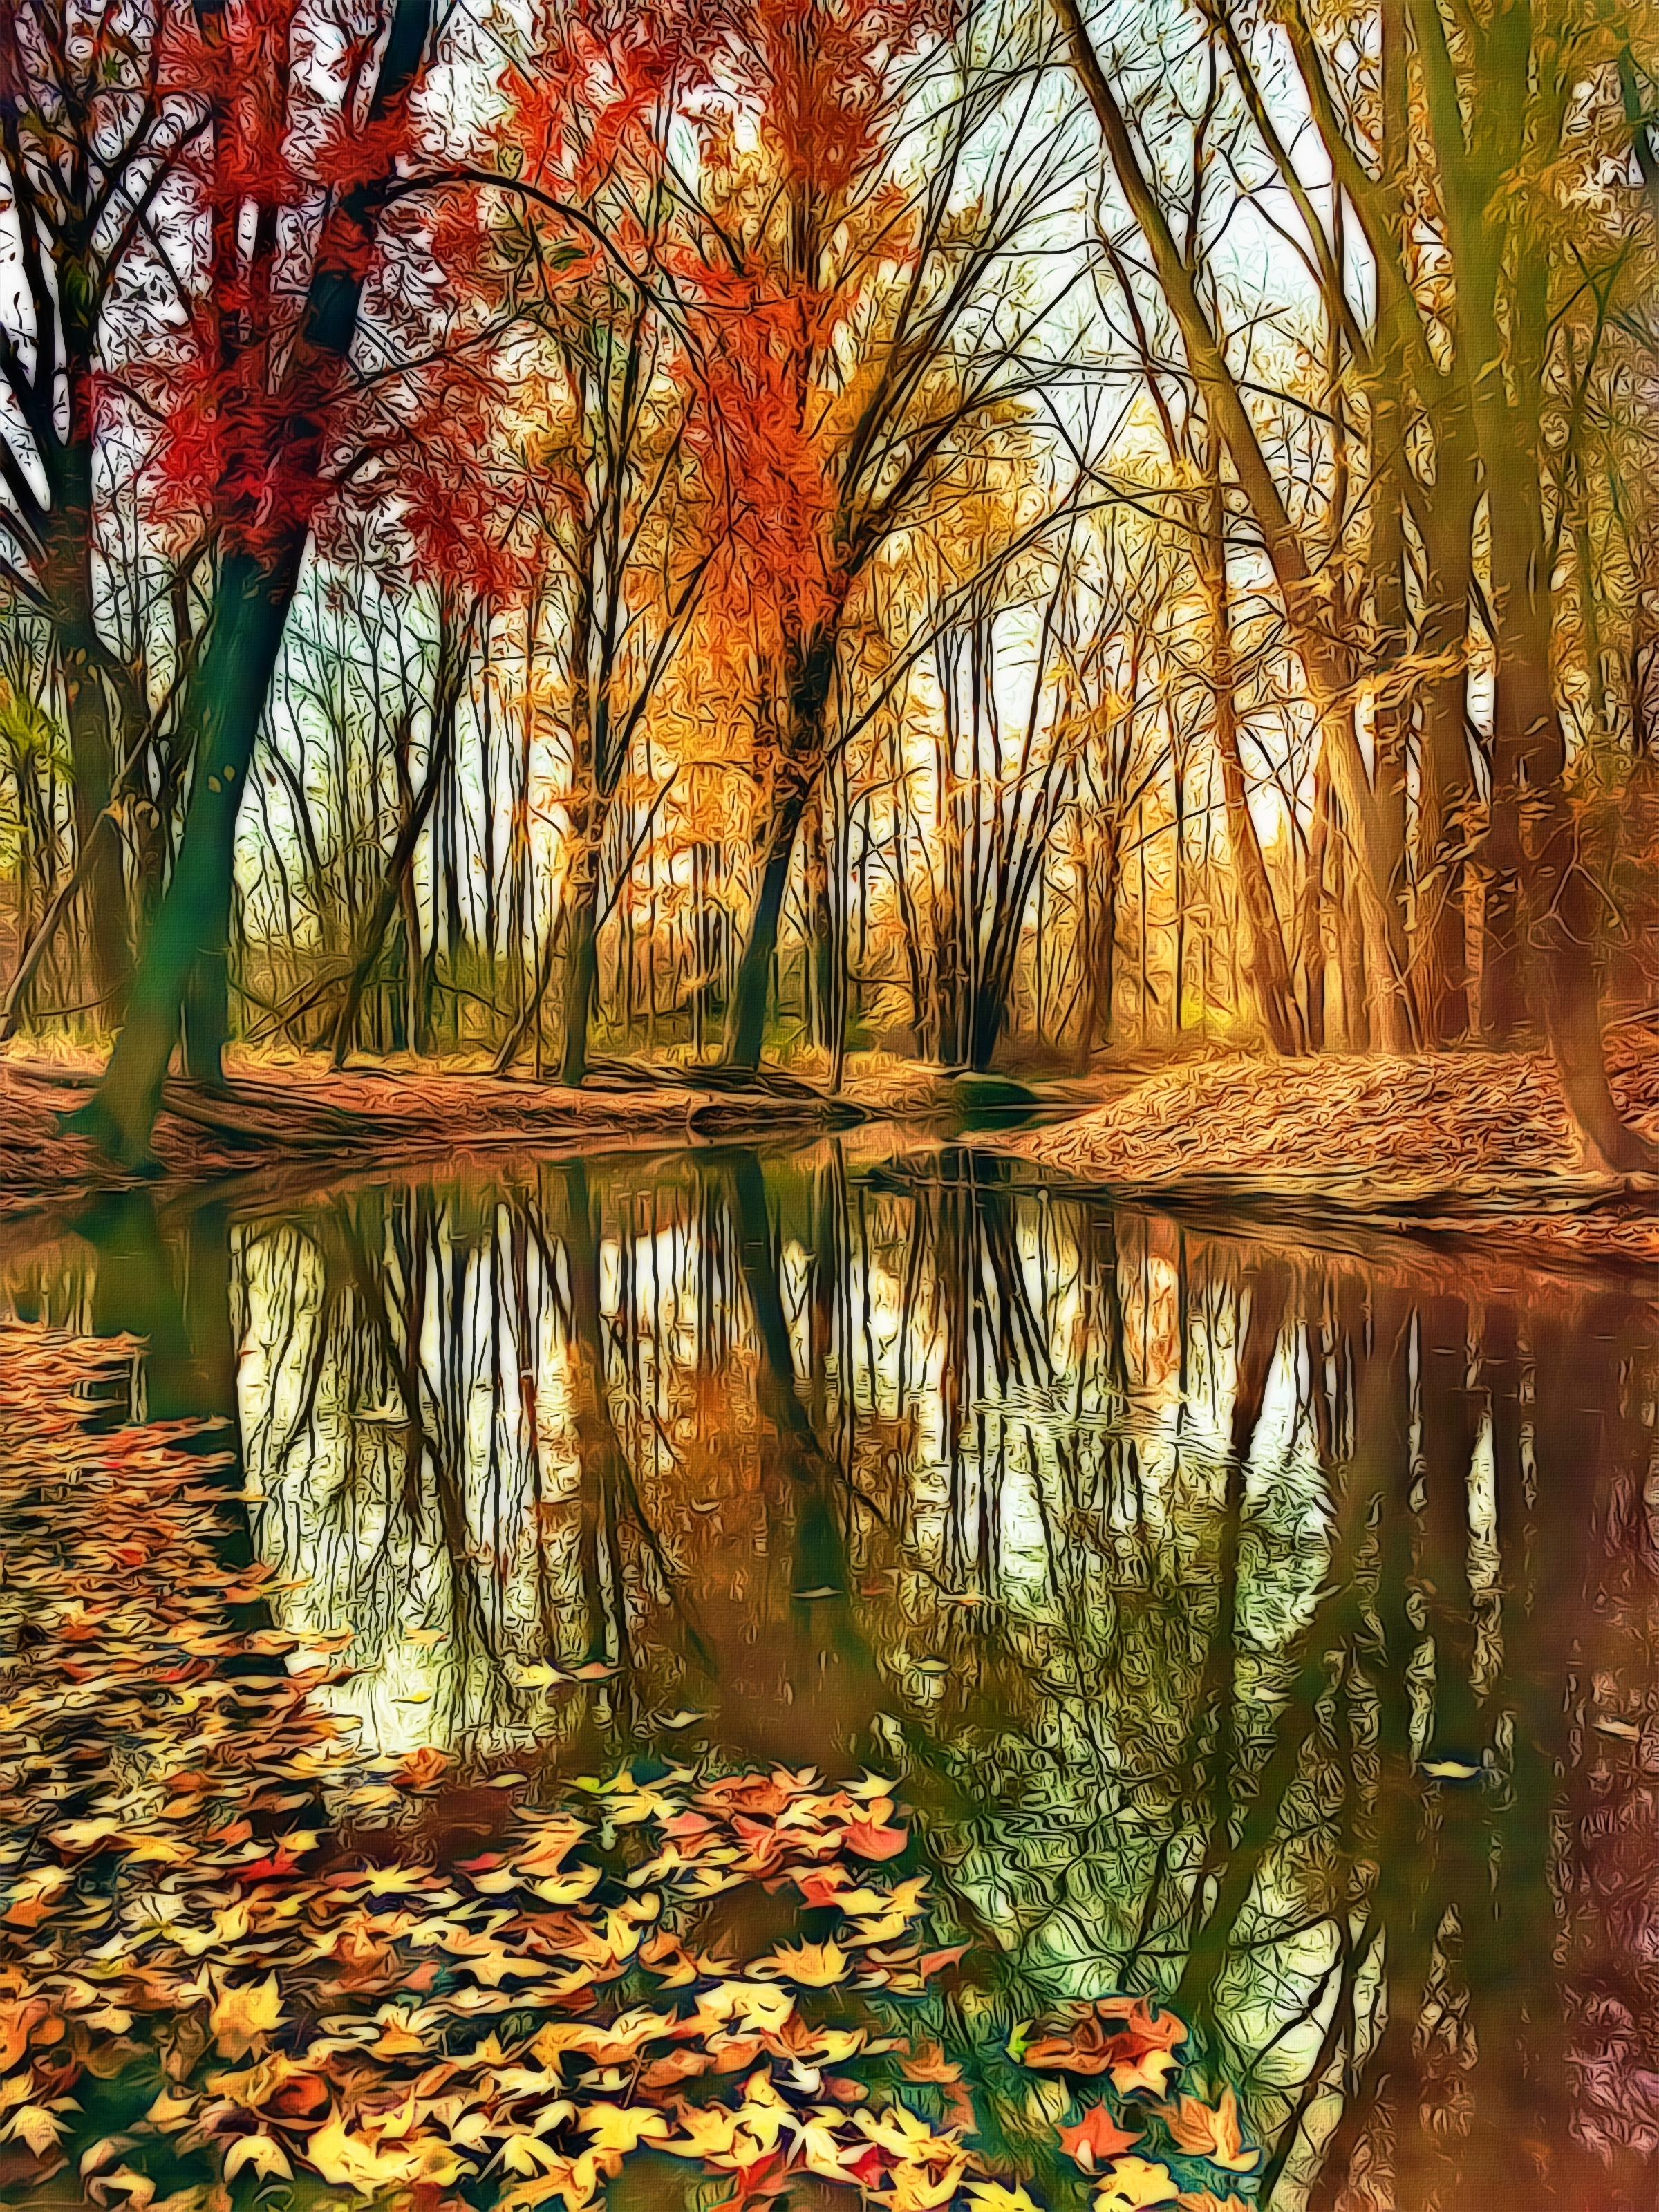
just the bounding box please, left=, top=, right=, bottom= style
left=2, top=1136, right=1655, bottom=2212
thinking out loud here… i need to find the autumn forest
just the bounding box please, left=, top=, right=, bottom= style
left=4, top=6, right=1659, bottom=2212
left=0, top=0, right=1655, bottom=1168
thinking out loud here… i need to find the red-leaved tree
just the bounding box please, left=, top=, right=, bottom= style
left=65, top=0, right=435, bottom=1164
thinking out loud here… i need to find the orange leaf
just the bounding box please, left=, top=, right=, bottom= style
left=1060, top=2106, right=1143, bottom=2171
left=1157, top=2090, right=1257, bottom=2173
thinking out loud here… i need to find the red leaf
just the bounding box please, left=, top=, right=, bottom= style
left=843, top=1817, right=908, bottom=1860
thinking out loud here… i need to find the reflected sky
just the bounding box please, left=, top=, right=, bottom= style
left=5, top=1140, right=1658, bottom=2211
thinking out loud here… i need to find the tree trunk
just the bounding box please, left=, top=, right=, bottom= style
left=330, top=606, right=472, bottom=1071
left=62, top=552, right=297, bottom=1164
left=1479, top=343, right=1647, bottom=1164
left=724, top=634, right=836, bottom=1074
left=967, top=977, right=1009, bottom=1073
left=1412, top=453, right=1478, bottom=1044
left=1057, top=0, right=1407, bottom=1040
left=1331, top=820, right=1371, bottom=1051
left=1297, top=761, right=1330, bottom=1052
left=559, top=833, right=603, bottom=1087
left=181, top=934, right=231, bottom=1087
left=724, top=779, right=809, bottom=1072
left=63, top=0, right=433, bottom=1164
left=40, top=491, right=133, bottom=1022
left=1400, top=0, right=1648, bottom=1163
left=1197, top=451, right=1302, bottom=1055
left=801, top=791, right=836, bottom=1058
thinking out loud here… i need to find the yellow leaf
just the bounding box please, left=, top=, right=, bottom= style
left=845, top=1875, right=929, bottom=1928
left=578, top=2104, right=671, bottom=2154
left=4, top=1867, right=71, bottom=1926
left=1094, top=2159, right=1180, bottom=2212
left=361, top=1863, right=437, bottom=1895
left=499, top=2146, right=610, bottom=2212
left=529, top=1865, right=602, bottom=1906
left=122, top=1836, right=196, bottom=1865
left=796, top=2114, right=856, bottom=2178
left=662, top=2106, right=743, bottom=2162
left=49, top=1819, right=123, bottom=1854
left=760, top=1938, right=849, bottom=1987
left=144, top=2087, right=198, bottom=2133
left=965, top=2183, right=1043, bottom=2212
left=8, top=2105, right=66, bottom=2157
left=309, top=2108, right=469, bottom=2194
left=88, top=2166, right=153, bottom=2210
left=209, top=1974, right=284, bottom=2059
left=855, top=2102, right=959, bottom=2159
left=695, top=1980, right=796, bottom=2034
left=369, top=2003, right=435, bottom=2057
left=223, top=2135, right=293, bottom=2183
left=886, top=2153, right=968, bottom=2211
left=502, top=2134, right=566, bottom=2178
left=512, top=1817, right=589, bottom=1876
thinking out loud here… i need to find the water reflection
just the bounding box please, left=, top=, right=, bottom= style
left=5, top=1142, right=1659, bottom=2211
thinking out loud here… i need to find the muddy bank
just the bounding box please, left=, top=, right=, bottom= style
left=973, top=1025, right=1659, bottom=1264
left=0, top=1051, right=869, bottom=1217
left=0, top=1044, right=1132, bottom=1222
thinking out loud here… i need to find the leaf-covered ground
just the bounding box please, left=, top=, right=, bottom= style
left=0, top=1056, right=705, bottom=1217
left=985, top=1024, right=1659, bottom=1251
left=0, top=1322, right=1259, bottom=2212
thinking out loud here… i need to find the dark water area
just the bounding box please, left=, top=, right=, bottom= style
left=4, top=1136, right=1659, bottom=2211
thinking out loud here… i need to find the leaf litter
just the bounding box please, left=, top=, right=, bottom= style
left=984, top=1029, right=1659, bottom=1253
left=0, top=1320, right=1262, bottom=2212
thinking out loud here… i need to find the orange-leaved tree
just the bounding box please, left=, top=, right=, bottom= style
left=671, top=0, right=1090, bottom=1069
left=477, top=0, right=726, bottom=1083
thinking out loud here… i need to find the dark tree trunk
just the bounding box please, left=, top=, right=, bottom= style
left=559, top=838, right=602, bottom=1087
left=724, top=780, right=809, bottom=1071
left=724, top=634, right=836, bottom=1074
left=64, top=552, right=295, bottom=1162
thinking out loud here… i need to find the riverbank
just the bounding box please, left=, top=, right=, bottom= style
left=976, top=1024, right=1659, bottom=1262
left=0, top=1049, right=868, bottom=1215
left=13, top=1033, right=1659, bottom=1264
left=0, top=1041, right=1133, bottom=1219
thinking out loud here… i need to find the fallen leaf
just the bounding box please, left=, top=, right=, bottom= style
left=8, top=2104, right=67, bottom=2157
left=758, top=1938, right=850, bottom=1987
left=209, top=1973, right=283, bottom=2059
left=579, top=2103, right=671, bottom=2153
left=1093, top=2157, right=1180, bottom=2212
left=1060, top=2105, right=1143, bottom=2171
left=842, top=1817, right=908, bottom=1861
left=1158, top=2088, right=1257, bottom=2173
left=223, top=2133, right=294, bottom=2182
left=966, top=2184, right=1044, bottom=2212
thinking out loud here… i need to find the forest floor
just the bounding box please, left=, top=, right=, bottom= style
left=12, top=1031, right=1659, bottom=1264
left=0, top=1042, right=1116, bottom=1223
left=0, top=1044, right=891, bottom=1216
left=977, top=1019, right=1659, bottom=1265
